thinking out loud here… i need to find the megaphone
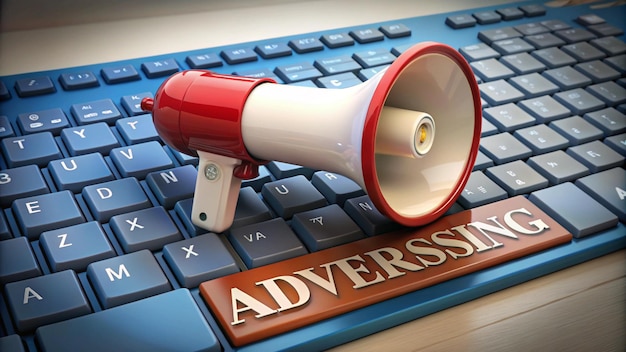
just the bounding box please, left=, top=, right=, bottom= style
left=141, top=42, right=482, bottom=233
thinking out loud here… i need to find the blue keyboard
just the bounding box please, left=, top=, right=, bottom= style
left=1, top=1, right=625, bottom=351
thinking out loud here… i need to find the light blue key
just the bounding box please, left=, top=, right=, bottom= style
left=109, top=206, right=182, bottom=253
left=39, top=221, right=116, bottom=272
left=0, top=237, right=41, bottom=285
left=82, top=177, right=151, bottom=222
left=60, top=122, right=120, bottom=156
left=0, top=164, right=49, bottom=208
left=120, top=92, right=153, bottom=116
left=86, top=249, right=171, bottom=308
left=4, top=270, right=91, bottom=332
left=163, top=233, right=239, bottom=288
left=115, top=114, right=159, bottom=144
left=48, top=153, right=115, bottom=193
left=145, top=165, right=196, bottom=208
left=36, top=289, right=220, bottom=352
left=71, top=99, right=122, bottom=125
left=1, top=132, right=62, bottom=168
left=109, top=141, right=174, bottom=179
left=12, top=190, right=85, bottom=240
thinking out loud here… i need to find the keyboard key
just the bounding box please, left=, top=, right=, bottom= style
left=554, top=28, right=596, bottom=44
left=496, top=7, right=524, bottom=20
left=36, top=289, right=220, bottom=352
left=344, top=195, right=399, bottom=236
left=115, top=114, right=159, bottom=144
left=587, top=81, right=626, bottom=106
left=311, top=171, right=365, bottom=206
left=483, top=103, right=536, bottom=132
left=352, top=48, right=396, bottom=68
left=231, top=186, right=272, bottom=229
left=288, top=37, right=324, bottom=53
left=12, top=190, right=85, bottom=240
left=574, top=60, right=621, bottom=83
left=549, top=115, right=604, bottom=145
left=459, top=43, right=500, bottom=61
left=60, top=122, right=120, bottom=156
left=82, top=177, right=151, bottom=222
left=58, top=71, right=99, bottom=90
left=1, top=132, right=62, bottom=168
left=0, top=115, right=15, bottom=138
left=445, top=14, right=476, bottom=29
left=261, top=175, right=327, bottom=219
left=532, top=47, right=577, bottom=68
left=471, top=59, right=515, bottom=81
left=0, top=212, right=9, bottom=240
left=491, top=38, right=535, bottom=55
left=0, top=237, right=41, bottom=285
left=48, top=153, right=115, bottom=193
left=185, top=53, right=223, bottom=69
left=140, top=58, right=179, bottom=78
left=316, top=72, right=362, bottom=88
left=379, top=23, right=411, bottom=38
left=529, top=182, right=618, bottom=237
left=110, top=206, right=182, bottom=253
left=561, top=42, right=606, bottom=62
left=109, top=141, right=174, bottom=179
left=234, top=68, right=281, bottom=82
left=100, top=64, right=140, bottom=84
left=146, top=165, right=196, bottom=208
left=120, top=92, right=154, bottom=116
left=577, top=167, right=625, bottom=222
left=583, top=107, right=626, bottom=135
left=518, top=95, right=571, bottom=123
left=174, top=198, right=204, bottom=236
left=0, top=164, right=49, bottom=208
left=254, top=42, right=292, bottom=59
left=485, top=160, right=549, bottom=196
left=520, top=4, right=546, bottom=17
left=14, top=76, right=56, bottom=97
left=527, top=150, right=590, bottom=185
left=358, top=65, right=390, bottom=81
left=587, top=23, right=624, bottom=37
left=292, top=204, right=364, bottom=252
left=86, top=249, right=170, bottom=308
left=478, top=80, right=524, bottom=105
left=17, top=108, right=69, bottom=135
left=163, top=234, right=239, bottom=288
left=318, top=32, right=355, bottom=49
left=314, top=55, right=362, bottom=75
left=479, top=132, right=532, bottom=164
left=514, top=22, right=549, bottom=36
left=478, top=27, right=521, bottom=44
left=349, top=28, right=384, bottom=43
left=566, top=140, right=625, bottom=172
left=576, top=14, right=605, bottom=26
left=274, top=62, right=323, bottom=83
left=4, top=270, right=91, bottom=332
left=473, top=11, right=501, bottom=25
left=71, top=98, right=122, bottom=125
left=500, top=53, right=545, bottom=74
left=554, top=88, right=605, bottom=115
left=227, top=218, right=308, bottom=268
left=481, top=117, right=499, bottom=136
left=458, top=171, right=508, bottom=208
left=0, top=335, right=24, bottom=352
left=523, top=33, right=565, bottom=49
left=514, top=124, right=570, bottom=154
left=542, top=66, right=592, bottom=90
left=473, top=150, right=494, bottom=170
left=0, top=81, right=11, bottom=100
left=241, top=164, right=271, bottom=191
left=604, top=133, right=626, bottom=155
left=508, top=72, right=559, bottom=97
left=590, top=36, right=626, bottom=56
left=540, top=19, right=570, bottom=31
left=39, top=221, right=115, bottom=272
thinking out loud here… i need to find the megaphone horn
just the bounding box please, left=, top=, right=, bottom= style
left=141, top=42, right=482, bottom=233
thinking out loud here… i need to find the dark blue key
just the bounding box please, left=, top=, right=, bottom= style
left=344, top=195, right=399, bottom=236
left=0, top=335, right=24, bottom=352
left=82, top=177, right=151, bottom=222
left=520, top=4, right=546, bottom=17
left=109, top=206, right=182, bottom=253
left=0, top=115, right=15, bottom=138
left=576, top=167, right=626, bottom=222
left=232, top=186, right=273, bottom=228
left=4, top=270, right=91, bottom=332
left=529, top=182, right=618, bottom=237
left=0, top=212, right=9, bottom=240
left=292, top=204, right=365, bottom=251
left=1, top=132, right=62, bottom=168
left=121, top=92, right=154, bottom=116
left=71, top=99, right=122, bottom=125
left=14, top=76, right=56, bottom=97
left=109, top=141, right=174, bottom=179
left=0, top=80, right=11, bottom=100
left=39, top=221, right=116, bottom=272
left=17, top=108, right=69, bottom=135
left=380, top=23, right=411, bottom=38
left=316, top=73, right=362, bottom=89
left=36, top=289, right=220, bottom=352
left=60, top=122, right=120, bottom=156
left=274, top=62, right=323, bottom=83
left=266, top=161, right=315, bottom=179
left=101, top=64, right=140, bottom=84
left=288, top=37, right=324, bottom=53
left=86, top=249, right=170, bottom=308
left=115, top=114, right=159, bottom=144
left=446, top=14, right=476, bottom=29
left=349, top=28, right=384, bottom=43
left=174, top=198, right=205, bottom=236
left=167, top=146, right=199, bottom=166
left=163, top=234, right=239, bottom=288
left=241, top=165, right=271, bottom=192
left=314, top=55, right=362, bottom=75
left=458, top=171, right=508, bottom=208
left=227, top=218, right=308, bottom=268
left=185, top=53, right=223, bottom=69
left=146, top=165, right=196, bottom=208
left=255, top=42, right=292, bottom=59
left=311, top=171, right=365, bottom=206
left=353, top=49, right=396, bottom=68
left=0, top=164, right=49, bottom=208
left=12, top=190, right=85, bottom=240
left=0, top=237, right=41, bottom=285
left=220, top=47, right=258, bottom=64
left=48, top=153, right=115, bottom=193
left=320, top=32, right=354, bottom=48
left=497, top=7, right=524, bottom=20
left=261, top=175, right=327, bottom=219
left=140, top=58, right=179, bottom=78
left=59, top=71, right=99, bottom=90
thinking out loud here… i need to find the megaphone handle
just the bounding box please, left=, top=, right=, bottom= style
left=191, top=151, right=243, bottom=233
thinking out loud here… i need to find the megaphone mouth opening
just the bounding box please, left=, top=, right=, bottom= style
left=363, top=42, right=481, bottom=227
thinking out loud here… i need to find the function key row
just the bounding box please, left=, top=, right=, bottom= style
left=446, top=4, right=547, bottom=29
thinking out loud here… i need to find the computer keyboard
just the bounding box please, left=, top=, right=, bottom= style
left=1, top=0, right=625, bottom=351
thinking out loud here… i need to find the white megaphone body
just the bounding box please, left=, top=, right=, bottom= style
left=141, top=42, right=482, bottom=233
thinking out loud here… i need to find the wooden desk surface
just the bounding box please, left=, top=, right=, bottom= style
left=1, top=1, right=624, bottom=350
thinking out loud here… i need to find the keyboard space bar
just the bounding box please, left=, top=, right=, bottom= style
left=36, top=289, right=221, bottom=352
